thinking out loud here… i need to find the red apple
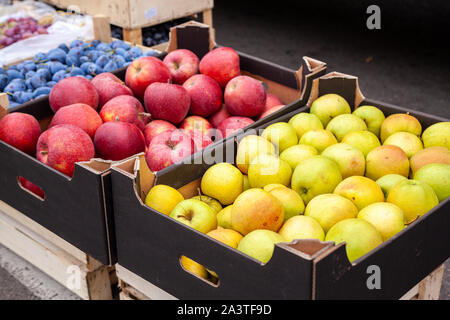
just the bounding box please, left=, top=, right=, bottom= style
left=264, top=93, right=283, bottom=112
left=163, top=49, right=199, bottom=85
left=49, top=103, right=103, bottom=139
left=190, top=132, right=214, bottom=151
left=224, top=75, right=266, bottom=117
left=208, top=104, right=231, bottom=128
left=0, top=112, right=41, bottom=155
left=18, top=177, right=45, bottom=199
left=144, top=82, right=190, bottom=125
left=49, top=77, right=99, bottom=112
left=183, top=74, right=222, bottom=117
left=91, top=73, right=133, bottom=107
left=36, top=124, right=95, bottom=177
left=94, top=122, right=145, bottom=161
left=125, top=56, right=172, bottom=100
left=99, top=95, right=149, bottom=131
left=199, top=47, right=240, bottom=88
left=217, top=116, right=254, bottom=138
left=143, top=120, right=177, bottom=146
left=258, top=104, right=286, bottom=120
left=180, top=115, right=214, bottom=151
left=145, top=129, right=196, bottom=172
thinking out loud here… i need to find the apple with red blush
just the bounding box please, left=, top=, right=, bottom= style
left=49, top=77, right=99, bottom=112
left=208, top=104, right=231, bottom=128
left=183, top=74, right=222, bottom=117
left=224, top=75, right=266, bottom=118
left=163, top=49, right=199, bottom=85
left=217, top=116, right=254, bottom=138
left=199, top=47, right=240, bottom=88
left=91, top=73, right=133, bottom=107
left=143, top=120, right=177, bottom=146
left=100, top=95, right=149, bottom=131
left=0, top=112, right=41, bottom=155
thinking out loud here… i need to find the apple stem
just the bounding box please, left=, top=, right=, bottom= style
left=197, top=187, right=202, bottom=200
left=139, top=112, right=151, bottom=119
left=40, top=150, right=48, bottom=155
left=405, top=215, right=420, bottom=226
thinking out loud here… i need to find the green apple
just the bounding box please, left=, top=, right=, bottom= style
left=170, top=199, right=217, bottom=233
left=304, top=193, right=358, bottom=232
left=280, top=144, right=318, bottom=171
left=352, top=105, right=385, bottom=137
left=237, top=230, right=285, bottom=263
left=288, top=112, right=324, bottom=139
left=291, top=155, right=342, bottom=204
left=299, top=129, right=337, bottom=153
left=325, top=114, right=368, bottom=141
left=414, top=163, right=450, bottom=202
left=383, top=131, right=423, bottom=158
left=375, top=174, right=408, bottom=198
left=217, top=205, right=233, bottom=229
left=145, top=184, right=184, bottom=216
left=321, top=143, right=365, bottom=178
left=387, top=179, right=439, bottom=223
left=261, top=122, right=298, bottom=153
left=357, top=202, right=405, bottom=241
left=421, top=122, right=450, bottom=149
left=278, top=215, right=325, bottom=241
left=410, top=146, right=450, bottom=175
left=191, top=195, right=223, bottom=213
left=341, top=130, right=381, bottom=157
left=236, top=135, right=276, bottom=174
left=334, top=176, right=385, bottom=211
left=248, top=153, right=292, bottom=188
left=310, top=93, right=351, bottom=127
left=269, top=186, right=305, bottom=221
left=201, top=163, right=243, bottom=205
left=380, top=113, right=422, bottom=142
left=325, top=218, right=383, bottom=262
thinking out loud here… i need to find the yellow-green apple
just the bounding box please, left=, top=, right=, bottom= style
left=321, top=143, right=365, bottom=178
left=268, top=186, right=305, bottom=221
left=236, top=135, right=276, bottom=174
left=310, top=93, right=351, bottom=127
left=410, top=146, right=450, bottom=175
left=263, top=184, right=287, bottom=192
left=208, top=104, right=231, bottom=128
left=201, top=163, right=243, bottom=205
left=145, top=129, right=195, bottom=171
left=242, top=175, right=250, bottom=191
left=180, top=256, right=208, bottom=279
left=0, top=113, right=41, bottom=155
left=352, top=105, right=385, bottom=137
left=91, top=72, right=133, bottom=107
left=191, top=195, right=223, bottom=213
left=421, top=122, right=450, bottom=149
left=258, top=104, right=285, bottom=120
left=288, top=112, right=324, bottom=139
left=248, top=153, right=292, bottom=188
left=325, top=218, right=383, bottom=262
left=180, top=115, right=214, bottom=150
left=99, top=95, right=149, bottom=131
left=299, top=129, right=338, bottom=153
left=199, top=47, right=240, bottom=88
left=358, top=202, right=405, bottom=241
left=278, top=215, right=325, bottom=241
left=334, top=176, right=385, bottom=210
left=383, top=131, right=423, bottom=158
left=375, top=174, right=408, bottom=198
left=341, top=130, right=381, bottom=157
left=325, top=114, right=368, bottom=141
left=170, top=199, right=217, bottom=233
left=224, top=75, right=266, bottom=117
left=414, top=163, right=450, bottom=202
left=145, top=184, right=184, bottom=215
left=380, top=113, right=422, bottom=142
left=280, top=144, right=318, bottom=171
left=291, top=155, right=342, bottom=204
left=261, top=122, right=298, bottom=153
left=237, top=230, right=285, bottom=263
left=183, top=74, right=223, bottom=117
left=216, top=205, right=233, bottom=229
left=365, top=145, right=410, bottom=180
left=217, top=116, right=254, bottom=138
left=163, top=49, right=199, bottom=85
left=304, top=193, right=358, bottom=232
left=144, top=82, right=190, bottom=125
left=49, top=76, right=99, bottom=112
left=143, top=120, right=177, bottom=146
left=125, top=56, right=172, bottom=100
left=231, top=188, right=284, bottom=235
left=387, top=179, right=439, bottom=223
left=36, top=124, right=95, bottom=177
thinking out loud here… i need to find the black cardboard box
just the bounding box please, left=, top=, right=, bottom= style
left=110, top=72, right=450, bottom=299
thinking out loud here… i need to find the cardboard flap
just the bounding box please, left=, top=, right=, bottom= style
left=0, top=93, right=9, bottom=120
left=167, top=20, right=216, bottom=58
left=307, top=72, right=366, bottom=109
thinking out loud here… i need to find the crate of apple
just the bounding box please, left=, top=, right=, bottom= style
left=0, top=17, right=49, bottom=48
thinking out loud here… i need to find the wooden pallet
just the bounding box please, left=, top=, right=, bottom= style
left=42, top=0, right=214, bottom=45
left=0, top=201, right=116, bottom=300
left=116, top=263, right=445, bottom=300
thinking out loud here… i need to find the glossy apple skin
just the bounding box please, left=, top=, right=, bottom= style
left=163, top=49, right=200, bottom=85
left=143, top=120, right=177, bottom=146
left=217, top=116, right=254, bottom=139
left=49, top=77, right=99, bottom=112
left=125, top=56, right=172, bottom=100
left=258, top=104, right=285, bottom=120
left=100, top=95, right=149, bottom=131
left=145, top=129, right=196, bottom=172
left=144, top=82, right=190, bottom=125
left=263, top=93, right=283, bottom=112
left=0, top=112, right=41, bottom=155
left=50, top=103, right=103, bottom=139
left=94, top=122, right=146, bottom=161
left=180, top=115, right=214, bottom=151
left=224, top=75, right=266, bottom=117
left=208, top=104, right=231, bottom=128
left=36, top=124, right=95, bottom=177
left=91, top=72, right=133, bottom=107
left=183, top=74, right=222, bottom=117
left=19, top=177, right=45, bottom=199
left=199, top=47, right=240, bottom=88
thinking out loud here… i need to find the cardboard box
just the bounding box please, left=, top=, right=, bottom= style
left=110, top=72, right=450, bottom=299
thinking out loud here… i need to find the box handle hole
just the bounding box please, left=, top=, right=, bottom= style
left=17, top=176, right=45, bottom=201
left=179, top=255, right=219, bottom=287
